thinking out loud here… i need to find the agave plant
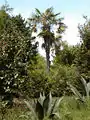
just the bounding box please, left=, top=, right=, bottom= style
left=24, top=92, right=63, bottom=120
left=80, top=76, right=90, bottom=98
left=67, top=76, right=90, bottom=102
left=67, top=83, right=85, bottom=103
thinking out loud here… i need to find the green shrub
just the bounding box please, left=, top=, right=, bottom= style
left=24, top=92, right=63, bottom=120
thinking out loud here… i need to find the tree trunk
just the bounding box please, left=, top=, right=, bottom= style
left=45, top=38, right=50, bottom=73
left=43, top=25, right=51, bottom=73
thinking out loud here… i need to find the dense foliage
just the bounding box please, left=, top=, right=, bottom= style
left=0, top=3, right=90, bottom=101
left=29, top=7, right=66, bottom=72
left=76, top=17, right=90, bottom=80
left=0, top=5, right=38, bottom=99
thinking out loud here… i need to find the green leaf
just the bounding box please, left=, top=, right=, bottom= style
left=24, top=100, right=38, bottom=120
left=54, top=97, right=63, bottom=112
left=81, top=76, right=89, bottom=97
left=50, top=96, right=63, bottom=115
left=39, top=92, right=45, bottom=106
left=50, top=99, right=57, bottom=114
left=49, top=112, right=60, bottom=119
left=54, top=12, right=61, bottom=17
left=36, top=100, right=44, bottom=120
left=35, top=8, right=41, bottom=15
left=43, top=92, right=52, bottom=116
left=68, top=83, right=84, bottom=102
left=87, top=82, right=90, bottom=95
left=19, top=115, right=29, bottom=119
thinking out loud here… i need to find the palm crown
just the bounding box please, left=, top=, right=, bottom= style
left=28, top=7, right=65, bottom=72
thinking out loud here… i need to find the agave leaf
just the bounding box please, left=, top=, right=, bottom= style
left=81, top=77, right=89, bottom=97
left=43, top=91, right=45, bottom=97
left=87, top=82, right=90, bottom=95
left=39, top=92, right=45, bottom=106
left=36, top=100, right=44, bottom=120
left=19, top=115, right=29, bottom=119
left=24, top=100, right=37, bottom=120
left=50, top=99, right=57, bottom=115
left=40, top=92, right=43, bottom=98
left=50, top=97, right=63, bottom=114
left=47, top=92, right=53, bottom=114
left=43, top=92, right=52, bottom=116
left=49, top=112, right=60, bottom=119
left=68, top=84, right=84, bottom=102
left=55, top=97, right=63, bottom=109
left=49, top=92, right=52, bottom=106
left=43, top=94, right=50, bottom=116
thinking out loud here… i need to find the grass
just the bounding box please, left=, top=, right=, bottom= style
left=60, top=97, right=90, bottom=120
left=0, top=97, right=90, bottom=120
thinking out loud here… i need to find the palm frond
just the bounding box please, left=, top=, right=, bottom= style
left=54, top=12, right=61, bottom=17
left=41, top=43, right=45, bottom=49
left=45, top=7, right=53, bottom=14
left=35, top=8, right=41, bottom=15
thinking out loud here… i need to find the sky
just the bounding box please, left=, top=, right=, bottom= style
left=0, top=0, right=90, bottom=57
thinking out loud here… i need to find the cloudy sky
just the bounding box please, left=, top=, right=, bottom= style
left=0, top=0, right=90, bottom=56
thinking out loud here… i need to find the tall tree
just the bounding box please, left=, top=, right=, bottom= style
left=77, top=17, right=90, bottom=80
left=0, top=4, right=38, bottom=99
left=29, top=7, right=65, bottom=72
left=53, top=41, right=80, bottom=65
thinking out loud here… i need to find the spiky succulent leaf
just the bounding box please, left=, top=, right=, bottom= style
left=49, top=112, right=60, bottom=119
left=24, top=100, right=38, bottom=120
left=50, top=99, right=57, bottom=115
left=87, top=82, right=90, bottom=95
left=40, top=92, right=42, bottom=98
left=68, top=83, right=84, bottom=102
left=42, top=91, right=45, bottom=96
left=36, top=100, right=44, bottom=120
left=19, top=115, right=29, bottom=119
left=43, top=95, right=50, bottom=116
left=50, top=97, right=63, bottom=116
left=81, top=77, right=89, bottom=97
left=43, top=92, right=52, bottom=116
left=47, top=92, right=53, bottom=115
left=39, top=92, right=45, bottom=106
left=53, top=97, right=63, bottom=113
left=24, top=92, right=62, bottom=120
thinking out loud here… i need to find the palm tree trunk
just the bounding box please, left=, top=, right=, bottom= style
left=45, top=38, right=50, bottom=73
left=43, top=25, right=51, bottom=73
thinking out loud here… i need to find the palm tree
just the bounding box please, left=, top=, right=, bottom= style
left=29, top=7, right=65, bottom=72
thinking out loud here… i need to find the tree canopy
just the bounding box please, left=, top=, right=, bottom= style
left=0, top=3, right=90, bottom=100
left=28, top=7, right=66, bottom=72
